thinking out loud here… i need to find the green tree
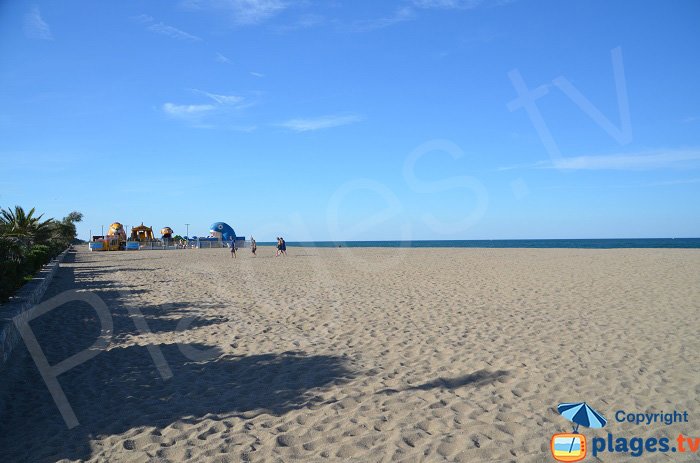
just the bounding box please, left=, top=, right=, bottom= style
left=0, top=207, right=83, bottom=302
left=48, top=211, right=84, bottom=249
left=0, top=206, right=54, bottom=246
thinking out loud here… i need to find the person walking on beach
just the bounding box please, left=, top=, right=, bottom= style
left=250, top=236, right=257, bottom=256
left=280, top=237, right=287, bottom=256
left=276, top=237, right=282, bottom=256
left=230, top=239, right=236, bottom=258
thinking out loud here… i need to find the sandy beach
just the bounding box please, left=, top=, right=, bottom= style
left=1, top=246, right=698, bottom=462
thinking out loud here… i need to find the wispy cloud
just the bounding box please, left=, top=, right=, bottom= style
left=193, top=89, right=246, bottom=106
left=412, top=0, right=513, bottom=8
left=272, top=13, right=326, bottom=32
left=550, top=150, right=700, bottom=170
left=351, top=0, right=509, bottom=32
left=132, top=14, right=154, bottom=24
left=183, top=0, right=288, bottom=25
left=499, top=149, right=700, bottom=171
left=134, top=14, right=201, bottom=41
left=412, top=0, right=479, bottom=8
left=163, top=103, right=216, bottom=119
left=215, top=52, right=232, bottom=63
left=351, top=7, right=415, bottom=32
left=250, top=71, right=265, bottom=78
left=279, top=114, right=362, bottom=132
left=163, top=89, right=257, bottom=127
left=147, top=22, right=201, bottom=41
left=24, top=6, right=53, bottom=40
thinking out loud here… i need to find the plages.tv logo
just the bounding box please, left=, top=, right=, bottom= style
left=551, top=402, right=607, bottom=462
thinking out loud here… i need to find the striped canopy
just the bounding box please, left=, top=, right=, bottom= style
left=557, top=402, right=607, bottom=429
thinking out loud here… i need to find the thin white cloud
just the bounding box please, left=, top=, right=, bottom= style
left=500, top=149, right=700, bottom=171
left=183, top=0, right=288, bottom=25
left=193, top=89, right=245, bottom=106
left=215, top=52, right=232, bottom=63
left=412, top=0, right=486, bottom=8
left=351, top=7, right=415, bottom=31
left=232, top=0, right=288, bottom=24
left=24, top=6, right=53, bottom=40
left=132, top=14, right=154, bottom=24
left=250, top=71, right=265, bottom=77
left=272, top=13, right=326, bottom=32
left=279, top=114, right=362, bottom=132
left=352, top=0, right=509, bottom=32
left=147, top=22, right=202, bottom=41
left=412, top=0, right=512, bottom=8
left=163, top=103, right=216, bottom=118
left=550, top=150, right=700, bottom=170
left=163, top=89, right=257, bottom=128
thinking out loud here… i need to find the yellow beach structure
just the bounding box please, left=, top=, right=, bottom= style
left=130, top=223, right=155, bottom=242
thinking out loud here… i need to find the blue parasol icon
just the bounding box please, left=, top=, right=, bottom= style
left=558, top=402, right=607, bottom=453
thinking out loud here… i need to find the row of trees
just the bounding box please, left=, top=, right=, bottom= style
left=0, top=206, right=83, bottom=302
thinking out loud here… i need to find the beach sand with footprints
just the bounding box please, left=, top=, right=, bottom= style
left=1, top=246, right=699, bottom=462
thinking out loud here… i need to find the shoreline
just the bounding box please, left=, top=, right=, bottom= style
left=253, top=238, right=700, bottom=249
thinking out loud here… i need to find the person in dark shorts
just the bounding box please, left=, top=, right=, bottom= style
left=280, top=237, right=287, bottom=256
left=276, top=237, right=281, bottom=256
left=250, top=236, right=257, bottom=256
left=230, top=240, right=236, bottom=258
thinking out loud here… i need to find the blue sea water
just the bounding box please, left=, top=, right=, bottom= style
left=260, top=238, right=700, bottom=249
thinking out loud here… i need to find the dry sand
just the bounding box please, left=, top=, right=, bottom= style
left=1, top=246, right=698, bottom=462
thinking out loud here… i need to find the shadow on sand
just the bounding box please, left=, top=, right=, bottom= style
left=1, top=344, right=354, bottom=462
left=0, top=250, right=355, bottom=462
left=377, top=370, right=510, bottom=395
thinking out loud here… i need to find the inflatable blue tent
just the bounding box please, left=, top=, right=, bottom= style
left=209, top=222, right=236, bottom=241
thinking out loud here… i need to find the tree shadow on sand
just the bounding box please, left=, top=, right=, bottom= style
left=0, top=250, right=356, bottom=462
left=377, top=369, right=510, bottom=394
left=0, top=344, right=355, bottom=462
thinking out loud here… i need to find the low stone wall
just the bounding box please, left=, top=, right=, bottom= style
left=0, top=247, right=71, bottom=370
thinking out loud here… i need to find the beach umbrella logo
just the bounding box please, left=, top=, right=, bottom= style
left=551, top=402, right=607, bottom=462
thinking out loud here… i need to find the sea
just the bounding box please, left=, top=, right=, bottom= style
left=260, top=238, right=700, bottom=249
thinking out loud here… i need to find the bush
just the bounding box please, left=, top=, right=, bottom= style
left=24, top=244, right=52, bottom=274
left=0, top=260, right=23, bottom=302
left=0, top=237, right=24, bottom=301
left=0, top=207, right=81, bottom=302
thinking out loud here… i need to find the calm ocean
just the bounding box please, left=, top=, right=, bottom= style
left=261, top=238, right=700, bottom=249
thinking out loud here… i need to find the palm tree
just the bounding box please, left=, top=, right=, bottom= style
left=0, top=206, right=54, bottom=246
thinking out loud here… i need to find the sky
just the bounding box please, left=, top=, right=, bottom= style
left=1, top=0, right=699, bottom=241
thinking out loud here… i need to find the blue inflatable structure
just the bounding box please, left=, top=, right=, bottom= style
left=210, top=222, right=237, bottom=241
left=187, top=222, right=244, bottom=248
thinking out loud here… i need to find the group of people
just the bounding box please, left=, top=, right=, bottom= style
left=230, top=236, right=256, bottom=258
left=276, top=237, right=287, bottom=256
left=229, top=236, right=288, bottom=258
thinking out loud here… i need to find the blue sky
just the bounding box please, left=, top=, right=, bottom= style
left=1, top=0, right=699, bottom=241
